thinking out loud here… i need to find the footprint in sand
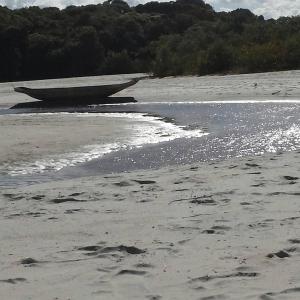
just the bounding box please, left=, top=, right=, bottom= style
left=189, top=271, right=259, bottom=283
left=203, top=225, right=232, bottom=235
left=260, top=287, right=300, bottom=299
left=20, top=257, right=39, bottom=266
left=114, top=181, right=133, bottom=187
left=200, top=295, right=227, bottom=300
left=116, top=269, right=147, bottom=276
left=78, top=244, right=145, bottom=256
left=146, top=295, right=162, bottom=300
left=50, top=197, right=86, bottom=204
left=266, top=250, right=290, bottom=258
left=190, top=195, right=217, bottom=205
left=134, top=263, right=154, bottom=269
left=283, top=175, right=299, bottom=181
left=66, top=208, right=85, bottom=214
left=0, top=278, right=27, bottom=284
left=133, top=180, right=157, bottom=185
left=289, top=239, right=300, bottom=244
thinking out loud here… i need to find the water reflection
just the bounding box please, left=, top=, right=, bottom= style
left=62, top=102, right=300, bottom=175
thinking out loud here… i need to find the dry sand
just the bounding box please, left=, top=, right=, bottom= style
left=1, top=150, right=300, bottom=300
left=120, top=70, right=300, bottom=102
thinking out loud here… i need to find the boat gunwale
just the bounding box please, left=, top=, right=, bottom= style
left=14, top=79, right=137, bottom=93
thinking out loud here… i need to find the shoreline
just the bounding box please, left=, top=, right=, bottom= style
left=0, top=111, right=206, bottom=179
left=1, top=150, right=300, bottom=299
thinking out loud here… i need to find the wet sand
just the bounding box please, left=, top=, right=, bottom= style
left=1, top=150, right=300, bottom=299
left=0, top=113, right=134, bottom=170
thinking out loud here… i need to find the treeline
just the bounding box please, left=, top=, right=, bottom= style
left=0, top=0, right=300, bottom=81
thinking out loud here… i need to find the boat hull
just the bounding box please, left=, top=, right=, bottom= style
left=14, top=79, right=138, bottom=103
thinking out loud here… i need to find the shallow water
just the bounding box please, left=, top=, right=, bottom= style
left=1, top=101, right=299, bottom=187
left=66, top=102, right=300, bottom=172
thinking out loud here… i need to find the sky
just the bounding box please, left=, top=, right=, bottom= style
left=1, top=0, right=300, bottom=19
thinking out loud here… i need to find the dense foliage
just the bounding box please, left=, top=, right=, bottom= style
left=0, top=0, right=300, bottom=81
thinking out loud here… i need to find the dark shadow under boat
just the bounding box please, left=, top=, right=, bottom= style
left=11, top=97, right=136, bottom=109
left=11, top=77, right=143, bottom=109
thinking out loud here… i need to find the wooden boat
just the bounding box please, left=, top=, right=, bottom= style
left=14, top=78, right=140, bottom=104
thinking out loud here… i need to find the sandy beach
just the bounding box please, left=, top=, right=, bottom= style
left=1, top=150, right=300, bottom=299
left=0, top=71, right=300, bottom=299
